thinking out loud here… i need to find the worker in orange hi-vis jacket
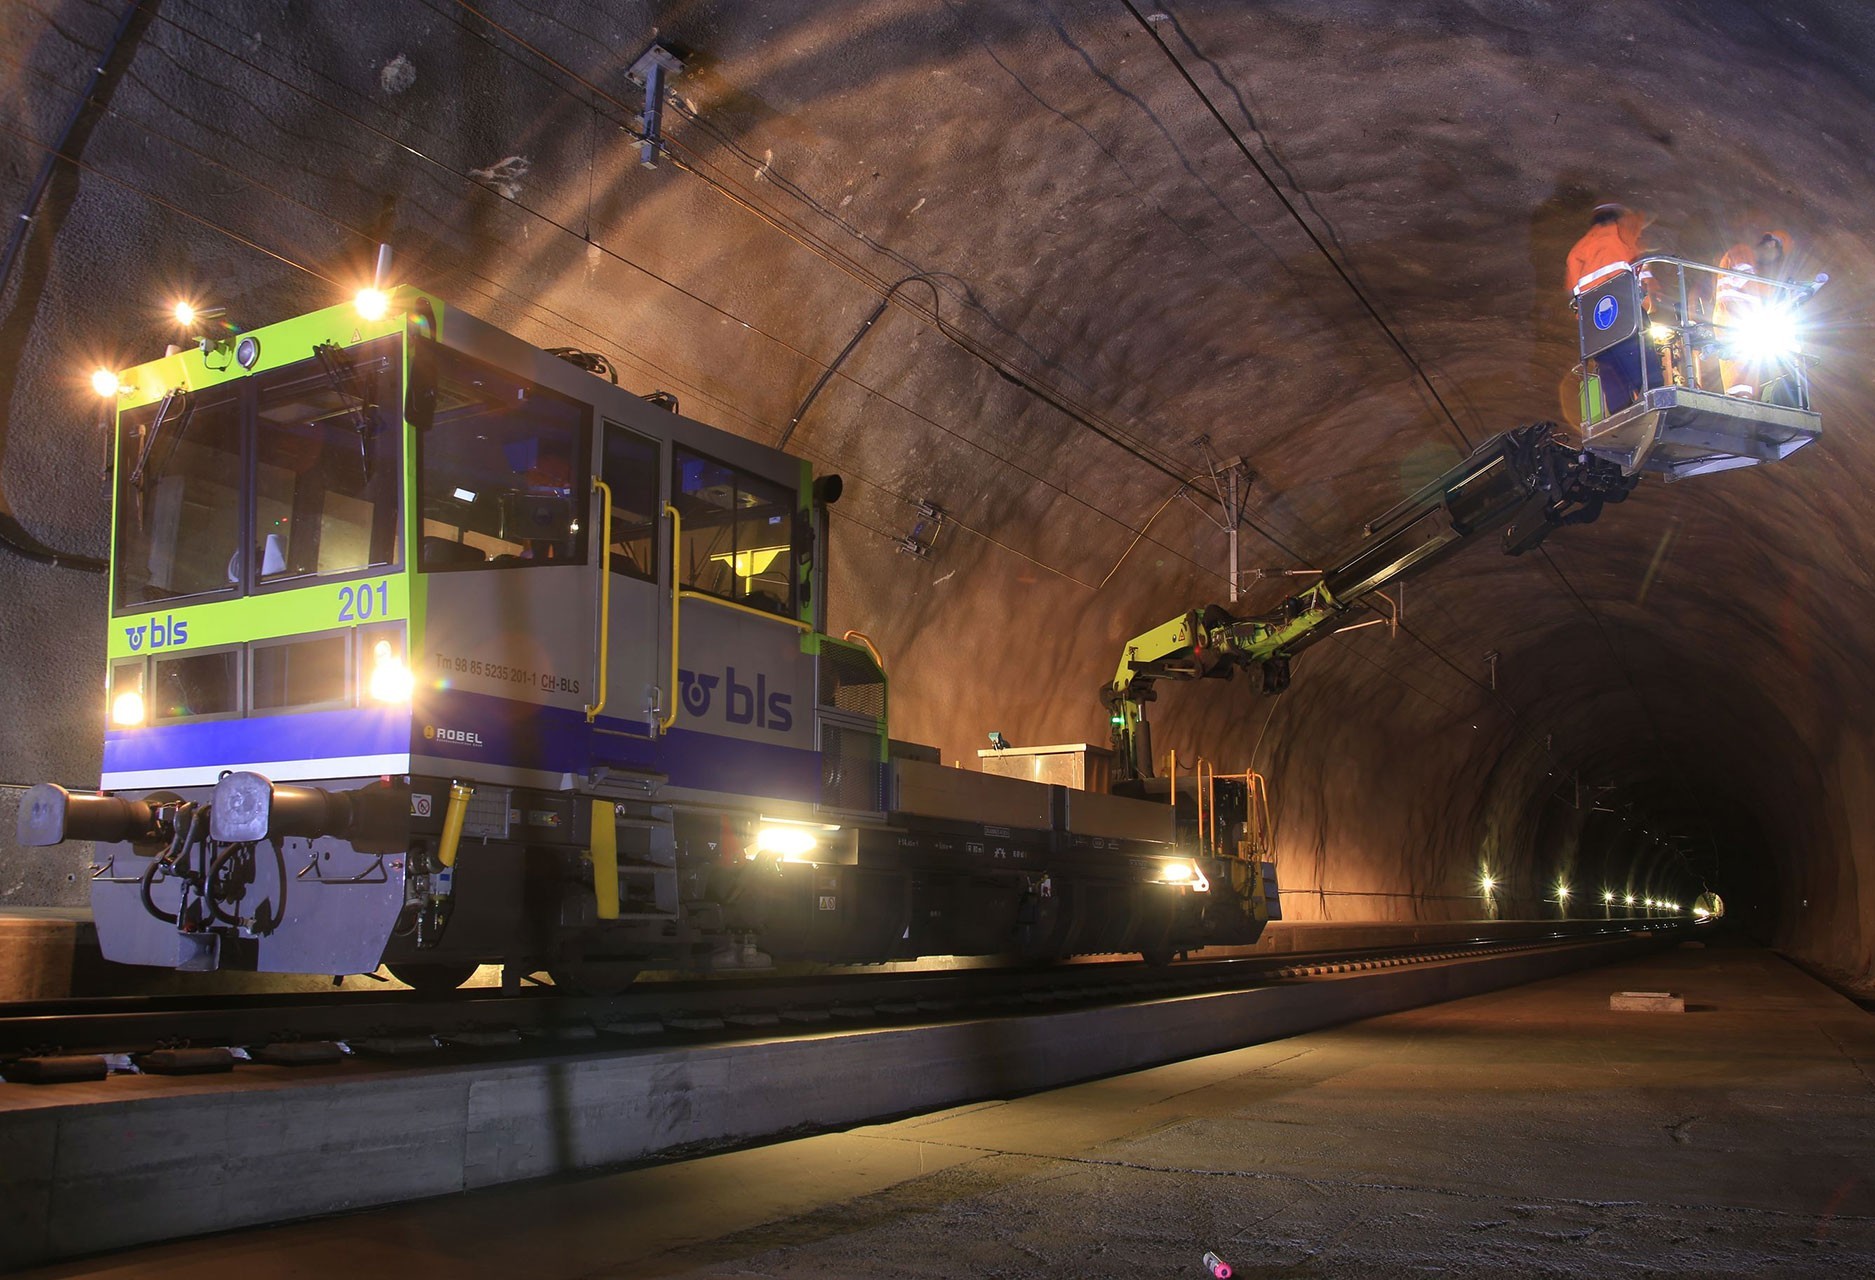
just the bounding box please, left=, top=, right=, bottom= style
left=1567, top=203, right=1656, bottom=411
left=1566, top=203, right=1653, bottom=297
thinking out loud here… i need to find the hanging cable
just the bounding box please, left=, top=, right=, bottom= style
left=1120, top=1, right=1472, bottom=454
left=778, top=273, right=941, bottom=448
left=0, top=0, right=161, bottom=573
left=132, top=7, right=1249, bottom=587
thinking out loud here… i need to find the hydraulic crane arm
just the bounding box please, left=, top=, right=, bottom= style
left=1104, top=422, right=1637, bottom=784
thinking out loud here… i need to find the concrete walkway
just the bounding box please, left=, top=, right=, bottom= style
left=18, top=939, right=1875, bottom=1278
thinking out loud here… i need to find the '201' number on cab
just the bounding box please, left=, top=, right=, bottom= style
left=339, top=581, right=391, bottom=622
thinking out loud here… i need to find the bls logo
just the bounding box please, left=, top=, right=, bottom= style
left=125, top=614, right=189, bottom=652
left=678, top=666, right=793, bottom=732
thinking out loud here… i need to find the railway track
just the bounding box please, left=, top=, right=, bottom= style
left=0, top=923, right=1675, bottom=1068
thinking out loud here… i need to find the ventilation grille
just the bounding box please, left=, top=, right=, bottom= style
left=820, top=723, right=884, bottom=813
left=463, top=786, right=512, bottom=839
left=817, top=644, right=885, bottom=720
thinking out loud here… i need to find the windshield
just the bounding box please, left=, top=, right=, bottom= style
left=114, top=389, right=242, bottom=608
left=113, top=335, right=403, bottom=610
left=254, top=338, right=401, bottom=582
left=672, top=447, right=797, bottom=615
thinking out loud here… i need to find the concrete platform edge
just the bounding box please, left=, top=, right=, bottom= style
left=0, top=936, right=1651, bottom=1269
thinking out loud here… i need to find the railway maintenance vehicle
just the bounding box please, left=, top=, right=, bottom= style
left=16, top=253, right=1820, bottom=989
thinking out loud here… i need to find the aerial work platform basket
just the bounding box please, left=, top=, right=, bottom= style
left=1574, top=254, right=1823, bottom=482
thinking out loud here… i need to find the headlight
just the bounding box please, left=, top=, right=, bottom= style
left=367, top=639, right=414, bottom=703
left=1155, top=860, right=1210, bottom=891
left=1731, top=306, right=1801, bottom=360
left=750, top=824, right=818, bottom=862
left=110, top=689, right=146, bottom=727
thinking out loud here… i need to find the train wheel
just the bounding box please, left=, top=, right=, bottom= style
left=386, top=961, right=479, bottom=995
left=548, top=959, right=642, bottom=997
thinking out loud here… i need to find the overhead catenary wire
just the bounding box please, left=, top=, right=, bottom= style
left=0, top=0, right=160, bottom=574
left=1115, top=2, right=1715, bottom=862
left=133, top=1, right=1247, bottom=592
left=465, top=2, right=1713, bottom=887
left=437, top=0, right=1212, bottom=488
left=16, top=3, right=1517, bottom=739
left=0, top=17, right=1184, bottom=614
left=1120, top=0, right=1474, bottom=455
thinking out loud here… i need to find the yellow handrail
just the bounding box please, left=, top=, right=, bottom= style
left=678, top=589, right=813, bottom=632
left=841, top=629, right=886, bottom=671
left=661, top=503, right=680, bottom=732
left=584, top=477, right=614, bottom=723
left=590, top=798, right=619, bottom=920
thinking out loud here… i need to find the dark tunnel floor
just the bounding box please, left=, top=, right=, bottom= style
left=21, top=938, right=1875, bottom=1279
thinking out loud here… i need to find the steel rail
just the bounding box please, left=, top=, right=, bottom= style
left=0, top=923, right=1686, bottom=1062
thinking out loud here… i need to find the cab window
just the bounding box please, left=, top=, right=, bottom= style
left=671, top=447, right=795, bottom=615
left=254, top=337, right=401, bottom=584
left=418, top=348, right=591, bottom=571
left=114, top=389, right=243, bottom=608
left=601, top=425, right=661, bottom=581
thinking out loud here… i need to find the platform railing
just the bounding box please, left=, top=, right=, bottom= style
left=1575, top=254, right=1826, bottom=426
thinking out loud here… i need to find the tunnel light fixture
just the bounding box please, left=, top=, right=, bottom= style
left=1602, top=890, right=1615, bottom=904
left=1555, top=883, right=1571, bottom=901
left=1624, top=894, right=1635, bottom=907
left=1478, top=874, right=1496, bottom=895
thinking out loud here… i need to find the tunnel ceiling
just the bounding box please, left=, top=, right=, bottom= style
left=2, top=0, right=1873, bottom=982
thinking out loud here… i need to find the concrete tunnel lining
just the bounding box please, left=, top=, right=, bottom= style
left=0, top=0, right=1869, bottom=987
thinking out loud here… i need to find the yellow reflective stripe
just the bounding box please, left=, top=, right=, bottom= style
left=1574, top=260, right=1633, bottom=293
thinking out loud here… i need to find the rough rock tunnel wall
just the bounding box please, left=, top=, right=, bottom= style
left=1, top=0, right=1871, bottom=988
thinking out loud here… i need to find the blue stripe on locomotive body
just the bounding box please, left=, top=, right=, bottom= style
left=413, top=686, right=824, bottom=806
left=102, top=706, right=413, bottom=788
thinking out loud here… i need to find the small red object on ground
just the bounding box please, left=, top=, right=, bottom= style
left=1202, top=1250, right=1233, bottom=1278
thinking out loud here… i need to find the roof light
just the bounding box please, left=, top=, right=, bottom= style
left=355, top=287, right=390, bottom=322
left=90, top=368, right=120, bottom=398
left=173, top=301, right=197, bottom=328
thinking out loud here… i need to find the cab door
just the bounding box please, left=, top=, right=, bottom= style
left=589, top=421, right=670, bottom=772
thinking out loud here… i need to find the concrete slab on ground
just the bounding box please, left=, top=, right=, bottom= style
left=8, top=938, right=1873, bottom=1278
left=0, top=936, right=1648, bottom=1268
